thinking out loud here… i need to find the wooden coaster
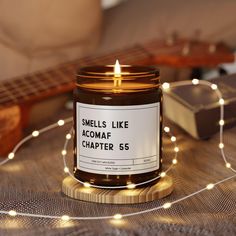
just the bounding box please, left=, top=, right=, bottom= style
left=62, top=176, right=173, bottom=204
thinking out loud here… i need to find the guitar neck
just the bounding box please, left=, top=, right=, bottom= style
left=0, top=45, right=151, bottom=107
left=0, top=39, right=234, bottom=107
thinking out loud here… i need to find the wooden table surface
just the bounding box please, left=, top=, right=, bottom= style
left=0, top=107, right=235, bottom=236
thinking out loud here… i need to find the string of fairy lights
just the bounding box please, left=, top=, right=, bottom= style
left=0, top=79, right=235, bottom=222
left=61, top=126, right=178, bottom=190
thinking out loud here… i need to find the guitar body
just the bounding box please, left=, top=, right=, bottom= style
left=0, top=105, right=22, bottom=156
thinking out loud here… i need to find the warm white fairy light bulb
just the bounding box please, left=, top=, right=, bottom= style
left=113, top=214, right=122, bottom=220
left=8, top=210, right=17, bottom=216
left=164, top=126, right=170, bottom=133
left=162, top=82, right=170, bottom=90
left=66, top=134, right=72, bottom=140
left=219, top=143, right=224, bottom=149
left=174, top=147, right=179, bottom=152
left=58, top=120, right=65, bottom=126
left=64, top=167, right=69, bottom=173
left=171, top=136, right=176, bottom=142
left=192, top=79, right=199, bottom=85
left=163, top=202, right=172, bottom=209
left=226, top=163, right=231, bottom=168
left=211, top=84, right=218, bottom=90
left=127, top=183, right=136, bottom=189
left=219, top=98, right=225, bottom=105
left=83, top=182, right=91, bottom=188
left=61, top=215, right=70, bottom=221
left=206, top=183, right=214, bottom=190
left=219, top=120, right=224, bottom=126
left=8, top=152, right=15, bottom=160
left=160, top=172, right=166, bottom=178
left=61, top=150, right=67, bottom=155
left=32, top=130, right=39, bottom=137
left=172, top=159, right=178, bottom=164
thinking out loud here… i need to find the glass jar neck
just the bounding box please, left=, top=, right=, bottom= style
left=76, top=65, right=160, bottom=92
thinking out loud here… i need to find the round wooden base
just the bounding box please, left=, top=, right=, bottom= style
left=62, top=176, right=173, bottom=204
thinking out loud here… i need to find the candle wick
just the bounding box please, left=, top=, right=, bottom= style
left=114, top=60, right=122, bottom=87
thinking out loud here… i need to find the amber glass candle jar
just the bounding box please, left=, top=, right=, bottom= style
left=74, top=62, right=162, bottom=187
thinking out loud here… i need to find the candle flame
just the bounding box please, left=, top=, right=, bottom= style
left=114, top=60, right=121, bottom=77
left=113, top=60, right=122, bottom=89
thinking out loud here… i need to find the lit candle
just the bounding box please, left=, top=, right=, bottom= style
left=74, top=61, right=162, bottom=187
left=113, top=60, right=122, bottom=91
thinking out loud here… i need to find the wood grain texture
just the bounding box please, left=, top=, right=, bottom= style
left=0, top=105, right=22, bottom=155
left=62, top=175, right=173, bottom=204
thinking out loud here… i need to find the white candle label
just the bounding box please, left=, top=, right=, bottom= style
left=76, top=102, right=160, bottom=175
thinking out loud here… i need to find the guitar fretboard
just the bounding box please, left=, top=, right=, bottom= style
left=0, top=45, right=150, bottom=107
left=0, top=39, right=233, bottom=107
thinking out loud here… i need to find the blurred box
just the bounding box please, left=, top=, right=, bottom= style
left=163, top=74, right=236, bottom=139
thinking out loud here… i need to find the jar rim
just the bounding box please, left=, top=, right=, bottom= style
left=76, top=65, right=160, bottom=92
left=77, top=65, right=159, bottom=78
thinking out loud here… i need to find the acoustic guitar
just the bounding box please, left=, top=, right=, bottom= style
left=0, top=38, right=234, bottom=156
